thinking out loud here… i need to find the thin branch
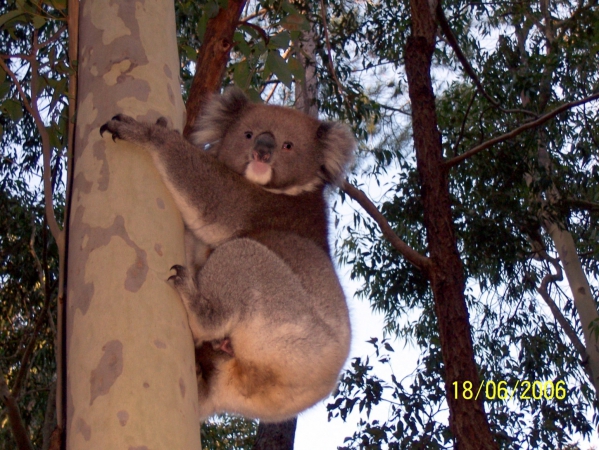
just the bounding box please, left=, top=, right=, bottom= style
left=0, top=53, right=33, bottom=61
left=37, top=25, right=67, bottom=49
left=342, top=181, right=432, bottom=271
left=319, top=0, right=350, bottom=113
left=0, top=375, right=34, bottom=450
left=566, top=199, right=599, bottom=212
left=536, top=253, right=591, bottom=377
left=451, top=90, right=477, bottom=156
left=264, top=81, right=280, bottom=103
left=239, top=8, right=267, bottom=23
left=238, top=21, right=269, bottom=45
left=0, top=48, right=63, bottom=244
left=379, top=102, right=412, bottom=116
left=444, top=93, right=599, bottom=168
left=435, top=5, right=537, bottom=118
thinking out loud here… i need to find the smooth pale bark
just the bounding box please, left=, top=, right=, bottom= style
left=66, top=0, right=201, bottom=448
left=546, top=223, right=599, bottom=392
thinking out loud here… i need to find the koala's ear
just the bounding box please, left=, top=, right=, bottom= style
left=317, top=122, right=356, bottom=185
left=190, top=87, right=251, bottom=148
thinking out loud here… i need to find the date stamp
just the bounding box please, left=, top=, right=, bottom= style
left=452, top=380, right=567, bottom=401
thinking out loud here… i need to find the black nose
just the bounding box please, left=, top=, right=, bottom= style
left=254, top=132, right=275, bottom=162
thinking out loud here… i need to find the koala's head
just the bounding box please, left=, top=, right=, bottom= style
left=190, top=87, right=355, bottom=195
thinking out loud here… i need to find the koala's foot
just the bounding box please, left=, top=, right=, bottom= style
left=99, top=114, right=150, bottom=143
left=168, top=264, right=197, bottom=301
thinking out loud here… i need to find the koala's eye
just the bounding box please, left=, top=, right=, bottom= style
left=244, top=131, right=253, bottom=140
left=282, top=142, right=293, bottom=150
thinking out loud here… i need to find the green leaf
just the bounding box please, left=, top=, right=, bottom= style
left=265, top=51, right=292, bottom=88
left=32, top=15, right=46, bottom=29
left=268, top=31, right=290, bottom=50
left=233, top=60, right=251, bottom=90
left=233, top=32, right=250, bottom=57
left=204, top=0, right=220, bottom=19
left=51, top=0, right=67, bottom=9
left=287, top=55, right=305, bottom=83
left=280, top=13, right=310, bottom=32
left=1, top=98, right=24, bottom=122
left=0, top=10, right=25, bottom=29
left=196, top=14, right=209, bottom=42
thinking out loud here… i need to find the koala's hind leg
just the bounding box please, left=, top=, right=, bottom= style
left=172, top=237, right=349, bottom=421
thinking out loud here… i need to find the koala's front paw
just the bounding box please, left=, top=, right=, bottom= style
left=168, top=264, right=197, bottom=300
left=100, top=114, right=150, bottom=144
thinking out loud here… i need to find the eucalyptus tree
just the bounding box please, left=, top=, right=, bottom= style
left=2, top=0, right=598, bottom=448
left=325, top=0, right=599, bottom=448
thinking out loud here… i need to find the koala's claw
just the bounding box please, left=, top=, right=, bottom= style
left=168, top=264, right=189, bottom=285
left=100, top=114, right=148, bottom=143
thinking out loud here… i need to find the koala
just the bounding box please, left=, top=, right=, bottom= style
left=100, top=87, right=355, bottom=422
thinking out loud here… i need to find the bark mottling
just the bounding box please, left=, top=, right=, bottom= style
left=92, top=140, right=110, bottom=191
left=179, top=377, right=186, bottom=398
left=76, top=418, right=92, bottom=441
left=89, top=340, right=124, bottom=405
left=117, top=410, right=129, bottom=426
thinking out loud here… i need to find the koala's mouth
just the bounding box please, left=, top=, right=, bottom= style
left=244, top=160, right=273, bottom=185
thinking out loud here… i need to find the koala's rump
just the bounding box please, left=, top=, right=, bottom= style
left=197, top=236, right=350, bottom=420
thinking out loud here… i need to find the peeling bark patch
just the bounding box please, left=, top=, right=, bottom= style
left=117, top=410, right=129, bottom=426
left=156, top=197, right=165, bottom=209
left=179, top=377, right=186, bottom=398
left=154, top=243, right=163, bottom=256
left=154, top=339, right=166, bottom=349
left=92, top=140, right=110, bottom=191
left=163, top=64, right=172, bottom=79
left=90, top=340, right=123, bottom=405
left=76, top=418, right=92, bottom=441
left=143, top=382, right=150, bottom=388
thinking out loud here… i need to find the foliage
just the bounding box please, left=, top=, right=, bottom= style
left=201, top=415, right=259, bottom=450
left=2, top=0, right=599, bottom=447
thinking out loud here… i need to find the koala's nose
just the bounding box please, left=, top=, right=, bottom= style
left=253, top=132, right=275, bottom=162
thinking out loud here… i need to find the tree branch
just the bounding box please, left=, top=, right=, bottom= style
left=436, top=5, right=537, bottom=118
left=0, top=375, right=34, bottom=450
left=183, top=0, right=247, bottom=137
left=444, top=93, right=599, bottom=168
left=536, top=252, right=590, bottom=376
left=0, top=45, right=63, bottom=244
left=341, top=181, right=431, bottom=271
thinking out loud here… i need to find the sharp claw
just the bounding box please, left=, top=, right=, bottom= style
left=112, top=134, right=117, bottom=142
left=111, top=114, right=121, bottom=121
left=99, top=124, right=107, bottom=137
left=171, top=264, right=183, bottom=272
left=167, top=274, right=177, bottom=282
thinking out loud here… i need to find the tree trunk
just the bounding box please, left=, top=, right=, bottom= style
left=66, top=0, right=200, bottom=447
left=404, top=1, right=497, bottom=448
left=183, top=0, right=247, bottom=137
left=252, top=419, right=297, bottom=450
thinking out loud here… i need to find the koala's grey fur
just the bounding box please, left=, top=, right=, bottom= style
left=100, top=88, right=354, bottom=422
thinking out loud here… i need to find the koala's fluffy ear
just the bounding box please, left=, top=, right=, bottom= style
left=317, top=122, right=356, bottom=185
left=190, top=87, right=251, bottom=148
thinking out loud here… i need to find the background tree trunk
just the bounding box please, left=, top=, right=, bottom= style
left=404, top=1, right=497, bottom=448
left=252, top=419, right=297, bottom=450
left=66, top=0, right=201, bottom=447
